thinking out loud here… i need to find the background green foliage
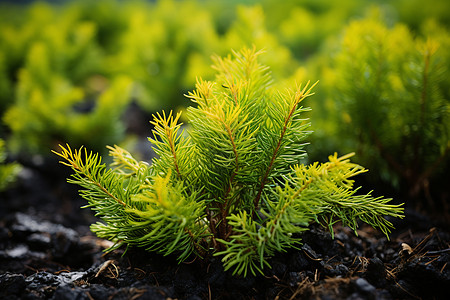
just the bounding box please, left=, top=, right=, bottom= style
left=0, top=0, right=449, bottom=209
left=307, top=10, right=449, bottom=208
left=0, top=139, right=21, bottom=191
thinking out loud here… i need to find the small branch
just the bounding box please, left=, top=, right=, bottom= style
left=89, top=178, right=127, bottom=207
left=218, top=119, right=240, bottom=243
left=414, top=44, right=432, bottom=170
left=369, top=128, right=406, bottom=179
left=421, top=144, right=450, bottom=181
left=253, top=108, right=291, bottom=210
left=150, top=111, right=184, bottom=179
left=253, top=82, right=316, bottom=211
left=222, top=122, right=239, bottom=208
left=167, top=124, right=182, bottom=179
left=54, top=145, right=126, bottom=207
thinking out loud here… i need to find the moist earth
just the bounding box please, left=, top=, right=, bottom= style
left=1, top=156, right=449, bottom=300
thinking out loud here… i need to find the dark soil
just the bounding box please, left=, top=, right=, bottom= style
left=1, top=155, right=449, bottom=300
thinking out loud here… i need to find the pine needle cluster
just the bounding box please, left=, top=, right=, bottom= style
left=54, top=48, right=403, bottom=276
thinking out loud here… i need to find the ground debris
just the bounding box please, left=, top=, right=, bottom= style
left=0, top=211, right=448, bottom=299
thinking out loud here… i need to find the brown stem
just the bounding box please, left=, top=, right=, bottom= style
left=206, top=115, right=239, bottom=247
left=413, top=46, right=431, bottom=174
left=411, top=144, right=450, bottom=199
left=369, top=128, right=406, bottom=179
left=253, top=100, right=297, bottom=211
left=421, top=145, right=450, bottom=182
left=253, top=83, right=316, bottom=212
left=166, top=126, right=182, bottom=179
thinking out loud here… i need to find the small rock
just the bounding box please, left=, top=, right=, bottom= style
left=25, top=272, right=60, bottom=290
left=27, top=232, right=51, bottom=249
left=206, top=260, right=226, bottom=288
left=174, top=264, right=206, bottom=298
left=334, top=264, right=349, bottom=276
left=3, top=244, right=28, bottom=259
left=86, top=284, right=113, bottom=299
left=287, top=272, right=302, bottom=287
left=301, top=243, right=320, bottom=260
left=185, top=295, right=203, bottom=300
left=390, top=279, right=414, bottom=299
left=57, top=272, right=87, bottom=285
left=270, top=260, right=287, bottom=278
left=364, top=257, right=386, bottom=287
left=0, top=273, right=26, bottom=298
left=288, top=251, right=310, bottom=271
left=355, top=277, right=376, bottom=294
left=11, top=213, right=78, bottom=241
left=51, top=285, right=88, bottom=300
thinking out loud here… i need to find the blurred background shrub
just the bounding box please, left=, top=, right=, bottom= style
left=0, top=138, right=21, bottom=191
left=0, top=0, right=448, bottom=213
left=307, top=9, right=449, bottom=211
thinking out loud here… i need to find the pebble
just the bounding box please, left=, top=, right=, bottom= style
left=355, top=277, right=376, bottom=294
left=0, top=273, right=26, bottom=297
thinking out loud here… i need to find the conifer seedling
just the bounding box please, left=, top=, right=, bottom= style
left=54, top=48, right=404, bottom=276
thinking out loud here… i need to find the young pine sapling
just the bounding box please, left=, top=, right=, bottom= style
left=54, top=48, right=403, bottom=276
